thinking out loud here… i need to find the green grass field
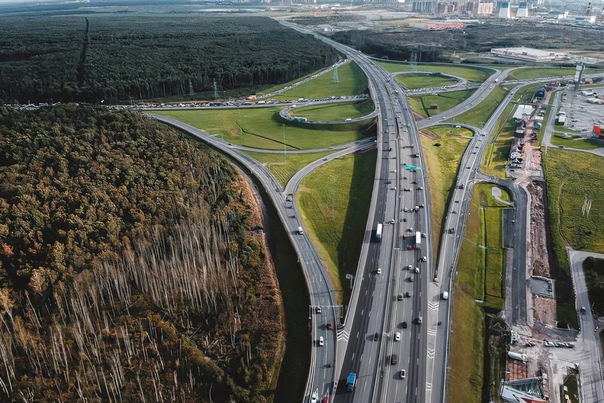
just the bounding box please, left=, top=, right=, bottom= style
left=243, top=150, right=334, bottom=188
left=257, top=70, right=320, bottom=96
left=394, top=73, right=458, bottom=89
left=550, top=135, right=604, bottom=150
left=270, top=61, right=368, bottom=100
left=153, top=108, right=367, bottom=150
left=543, top=148, right=604, bottom=256
left=447, top=183, right=509, bottom=403
left=377, top=61, right=493, bottom=83
left=409, top=89, right=476, bottom=118
left=448, top=86, right=509, bottom=127
left=419, top=126, right=472, bottom=260
left=290, top=100, right=374, bottom=121
left=481, top=120, right=515, bottom=179
left=297, top=150, right=377, bottom=304
left=447, top=283, right=484, bottom=403
left=509, top=67, right=578, bottom=80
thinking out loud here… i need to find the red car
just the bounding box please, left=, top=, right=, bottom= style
left=322, top=398, right=329, bottom=403
left=326, top=323, right=334, bottom=330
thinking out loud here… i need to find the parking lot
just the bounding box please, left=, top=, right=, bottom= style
left=558, top=86, right=604, bottom=137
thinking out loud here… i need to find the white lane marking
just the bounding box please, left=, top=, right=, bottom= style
left=427, top=348, right=435, bottom=359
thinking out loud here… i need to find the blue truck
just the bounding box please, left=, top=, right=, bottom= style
left=347, top=372, right=357, bottom=391
left=375, top=223, right=382, bottom=242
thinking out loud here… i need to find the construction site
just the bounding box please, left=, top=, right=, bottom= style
left=497, top=80, right=604, bottom=403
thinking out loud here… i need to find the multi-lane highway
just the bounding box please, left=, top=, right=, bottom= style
left=153, top=26, right=604, bottom=402
left=281, top=25, right=436, bottom=403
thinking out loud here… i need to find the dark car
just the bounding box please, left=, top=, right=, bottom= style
left=374, top=332, right=379, bottom=341
left=401, top=321, right=407, bottom=329
left=391, top=354, right=398, bottom=365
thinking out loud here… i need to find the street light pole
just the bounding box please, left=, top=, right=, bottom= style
left=283, top=124, right=287, bottom=163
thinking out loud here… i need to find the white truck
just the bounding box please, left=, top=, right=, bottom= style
left=415, top=231, right=421, bottom=249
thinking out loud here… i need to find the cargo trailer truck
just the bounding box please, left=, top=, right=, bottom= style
left=347, top=372, right=357, bottom=391
left=376, top=223, right=383, bottom=242
left=415, top=231, right=421, bottom=249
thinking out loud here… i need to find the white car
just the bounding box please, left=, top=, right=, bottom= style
left=395, top=332, right=401, bottom=341
left=319, top=336, right=324, bottom=346
left=400, top=369, right=406, bottom=379
left=377, top=268, right=382, bottom=274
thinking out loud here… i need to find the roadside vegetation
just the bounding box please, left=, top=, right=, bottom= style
left=448, top=183, right=510, bottom=403
left=153, top=108, right=370, bottom=150
left=551, top=135, right=604, bottom=150
left=270, top=61, right=368, bottom=100
left=243, top=150, right=334, bottom=188
left=377, top=61, right=493, bottom=83
left=409, top=89, right=476, bottom=118
left=297, top=150, right=377, bottom=304
left=290, top=100, right=374, bottom=121
left=394, top=73, right=458, bottom=89
left=448, top=86, right=508, bottom=127
left=509, top=67, right=578, bottom=80
left=419, top=125, right=472, bottom=259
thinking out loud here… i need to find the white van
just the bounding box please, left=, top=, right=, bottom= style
left=297, top=226, right=304, bottom=235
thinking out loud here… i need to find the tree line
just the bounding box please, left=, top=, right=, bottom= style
left=0, top=16, right=341, bottom=104
left=0, top=104, right=284, bottom=401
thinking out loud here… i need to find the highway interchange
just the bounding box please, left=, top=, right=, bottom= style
left=150, top=25, right=604, bottom=403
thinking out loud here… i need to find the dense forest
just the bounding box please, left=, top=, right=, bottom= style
left=0, top=104, right=284, bottom=401
left=0, top=16, right=341, bottom=104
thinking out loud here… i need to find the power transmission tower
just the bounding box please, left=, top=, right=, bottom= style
left=333, top=64, right=339, bottom=83
left=213, top=79, right=218, bottom=99
left=411, top=49, right=419, bottom=72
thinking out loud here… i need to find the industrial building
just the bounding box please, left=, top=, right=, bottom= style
left=410, top=20, right=468, bottom=29
left=491, top=47, right=570, bottom=63
left=499, top=377, right=549, bottom=403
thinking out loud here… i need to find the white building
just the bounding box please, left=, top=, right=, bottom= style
left=491, top=46, right=569, bottom=62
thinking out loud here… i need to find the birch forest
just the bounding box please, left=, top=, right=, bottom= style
left=0, top=104, right=284, bottom=401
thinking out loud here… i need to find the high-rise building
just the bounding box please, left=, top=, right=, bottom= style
left=498, top=1, right=511, bottom=18
left=412, top=0, right=437, bottom=13
left=517, top=1, right=528, bottom=17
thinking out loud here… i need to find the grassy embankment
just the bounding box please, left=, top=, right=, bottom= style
left=394, top=73, right=458, bottom=89
left=297, top=150, right=377, bottom=304
left=290, top=100, right=374, bottom=121
left=408, top=89, right=476, bottom=118
left=447, top=184, right=510, bottom=403
left=270, top=61, right=368, bottom=100
left=153, top=108, right=374, bottom=187
left=419, top=125, right=472, bottom=260
left=447, top=86, right=509, bottom=128
left=543, top=148, right=604, bottom=327
left=376, top=61, right=493, bottom=83
left=551, top=135, right=604, bottom=150
left=257, top=69, right=327, bottom=96
left=508, top=67, right=580, bottom=80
